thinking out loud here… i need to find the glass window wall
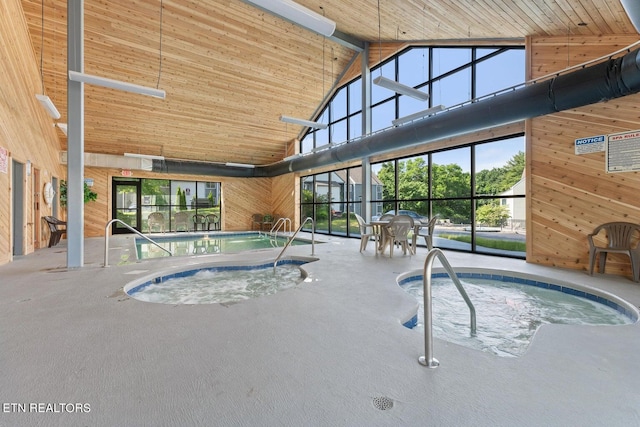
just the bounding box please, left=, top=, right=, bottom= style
left=113, top=177, right=221, bottom=233
left=297, top=44, right=525, bottom=258
left=302, top=135, right=525, bottom=258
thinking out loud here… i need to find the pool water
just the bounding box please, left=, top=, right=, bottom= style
left=128, top=263, right=306, bottom=304
left=136, top=232, right=311, bottom=259
left=400, top=276, right=634, bottom=357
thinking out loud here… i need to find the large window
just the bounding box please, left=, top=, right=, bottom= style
left=302, top=79, right=364, bottom=153
left=300, top=167, right=379, bottom=237
left=304, top=135, right=525, bottom=258
left=300, top=45, right=524, bottom=154
left=298, top=44, right=525, bottom=257
left=370, top=136, right=525, bottom=257
left=112, top=177, right=221, bottom=233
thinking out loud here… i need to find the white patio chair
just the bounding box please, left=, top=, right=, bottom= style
left=381, top=215, right=414, bottom=257
left=420, top=216, right=438, bottom=251
left=354, top=213, right=377, bottom=252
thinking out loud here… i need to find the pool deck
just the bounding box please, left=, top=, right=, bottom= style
left=1, top=233, right=640, bottom=426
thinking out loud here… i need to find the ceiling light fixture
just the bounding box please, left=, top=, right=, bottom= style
left=373, top=76, right=430, bottom=101
left=225, top=162, right=255, bottom=169
left=36, top=0, right=60, bottom=119
left=56, top=122, right=67, bottom=135
left=68, top=71, right=166, bottom=99
left=392, top=105, right=446, bottom=126
left=244, top=0, right=336, bottom=37
left=124, top=152, right=165, bottom=160
left=621, top=0, right=640, bottom=33
left=36, top=94, right=61, bottom=119
left=280, top=115, right=328, bottom=129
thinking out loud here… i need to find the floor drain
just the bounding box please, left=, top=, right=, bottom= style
left=372, top=396, right=394, bottom=410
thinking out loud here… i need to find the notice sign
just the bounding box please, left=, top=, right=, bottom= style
left=0, top=146, right=7, bottom=174
left=606, top=130, right=640, bottom=173
left=575, top=135, right=605, bottom=154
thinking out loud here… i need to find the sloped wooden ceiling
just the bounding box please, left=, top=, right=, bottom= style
left=21, top=0, right=637, bottom=167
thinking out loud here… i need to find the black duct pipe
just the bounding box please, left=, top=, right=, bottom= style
left=152, top=159, right=254, bottom=178
left=156, top=48, right=640, bottom=178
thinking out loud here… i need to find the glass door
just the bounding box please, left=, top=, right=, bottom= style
left=112, top=179, right=141, bottom=234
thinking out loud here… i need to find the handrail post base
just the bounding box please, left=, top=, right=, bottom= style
left=418, top=356, right=439, bottom=368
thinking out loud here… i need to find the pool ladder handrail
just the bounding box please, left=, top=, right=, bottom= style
left=420, top=248, right=476, bottom=368
left=270, top=217, right=292, bottom=238
left=274, top=217, right=315, bottom=271
left=103, top=219, right=173, bottom=267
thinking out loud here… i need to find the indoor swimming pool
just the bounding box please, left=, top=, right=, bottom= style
left=399, top=270, right=637, bottom=357
left=135, top=231, right=313, bottom=259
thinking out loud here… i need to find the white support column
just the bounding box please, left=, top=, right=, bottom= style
left=360, top=42, right=373, bottom=220
left=66, top=0, right=85, bottom=268
left=362, top=157, right=372, bottom=220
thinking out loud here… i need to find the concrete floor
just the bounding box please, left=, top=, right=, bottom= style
left=1, top=233, right=639, bottom=426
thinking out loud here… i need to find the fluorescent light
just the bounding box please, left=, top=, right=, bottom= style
left=36, top=94, right=61, bottom=119
left=225, top=162, right=255, bottom=168
left=56, top=123, right=68, bottom=135
left=124, top=153, right=165, bottom=160
left=622, top=0, right=640, bottom=33
left=244, top=0, right=336, bottom=37
left=280, top=115, right=328, bottom=129
left=392, top=105, right=446, bottom=126
left=68, top=71, right=166, bottom=99
left=373, top=76, right=430, bottom=101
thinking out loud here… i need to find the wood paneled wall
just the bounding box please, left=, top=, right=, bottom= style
left=271, top=174, right=297, bottom=225
left=83, top=168, right=109, bottom=238
left=0, top=0, right=65, bottom=265
left=222, top=177, right=273, bottom=231
left=528, top=35, right=640, bottom=279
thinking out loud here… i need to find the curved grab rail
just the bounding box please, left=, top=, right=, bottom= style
left=273, top=217, right=315, bottom=271
left=419, top=248, right=476, bottom=368
left=104, top=219, right=172, bottom=267
left=270, top=217, right=292, bottom=238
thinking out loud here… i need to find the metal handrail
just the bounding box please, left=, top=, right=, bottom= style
left=419, top=248, right=476, bottom=368
left=273, top=217, right=315, bottom=271
left=104, top=219, right=172, bottom=267
left=270, top=217, right=292, bottom=237
left=268, top=218, right=288, bottom=247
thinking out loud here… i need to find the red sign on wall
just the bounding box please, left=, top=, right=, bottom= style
left=121, top=169, right=133, bottom=177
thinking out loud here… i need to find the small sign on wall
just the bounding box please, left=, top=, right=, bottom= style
left=606, top=130, right=640, bottom=173
left=0, top=146, right=7, bottom=174
left=575, top=135, right=605, bottom=154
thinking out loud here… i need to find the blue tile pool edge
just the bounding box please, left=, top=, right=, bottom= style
left=125, top=256, right=318, bottom=297
left=396, top=269, right=639, bottom=328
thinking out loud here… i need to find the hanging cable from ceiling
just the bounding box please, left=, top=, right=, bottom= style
left=321, top=6, right=326, bottom=98
left=156, top=0, right=164, bottom=89
left=39, top=0, right=45, bottom=94
left=377, top=0, right=382, bottom=73
left=35, top=0, right=61, bottom=119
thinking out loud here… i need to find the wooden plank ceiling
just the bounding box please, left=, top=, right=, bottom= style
left=20, top=0, right=637, bottom=167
